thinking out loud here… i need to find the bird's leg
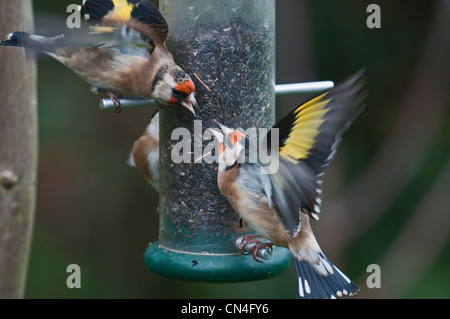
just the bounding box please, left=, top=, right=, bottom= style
left=97, top=88, right=123, bottom=113
left=237, top=234, right=263, bottom=250
left=237, top=234, right=274, bottom=263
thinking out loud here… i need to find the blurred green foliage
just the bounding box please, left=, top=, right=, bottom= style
left=15, top=0, right=450, bottom=298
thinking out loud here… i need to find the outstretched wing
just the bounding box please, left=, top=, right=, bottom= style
left=81, top=0, right=168, bottom=46
left=264, top=70, right=367, bottom=235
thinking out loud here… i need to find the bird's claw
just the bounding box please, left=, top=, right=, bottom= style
left=113, top=103, right=122, bottom=113
left=109, top=94, right=123, bottom=113
left=98, top=89, right=123, bottom=113
left=236, top=234, right=273, bottom=262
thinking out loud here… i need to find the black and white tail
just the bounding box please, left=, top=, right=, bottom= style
left=293, top=253, right=359, bottom=299
left=1, top=31, right=62, bottom=51
left=1, top=32, right=27, bottom=47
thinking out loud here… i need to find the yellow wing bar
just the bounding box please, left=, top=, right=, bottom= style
left=279, top=93, right=331, bottom=164
left=105, top=0, right=137, bottom=23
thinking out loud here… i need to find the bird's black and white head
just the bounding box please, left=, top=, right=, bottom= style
left=79, top=0, right=198, bottom=115
left=210, top=122, right=246, bottom=172
left=151, top=64, right=198, bottom=116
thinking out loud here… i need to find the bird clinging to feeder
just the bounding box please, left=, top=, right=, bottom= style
left=210, top=71, right=367, bottom=299
left=128, top=109, right=160, bottom=191
left=0, top=0, right=198, bottom=114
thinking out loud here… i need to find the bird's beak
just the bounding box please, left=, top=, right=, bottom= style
left=214, top=120, right=234, bottom=135
left=208, top=128, right=224, bottom=143
left=181, top=93, right=198, bottom=117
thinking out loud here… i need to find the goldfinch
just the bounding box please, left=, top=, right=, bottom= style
left=1, top=0, right=198, bottom=114
left=128, top=109, right=159, bottom=190
left=211, top=71, right=367, bottom=299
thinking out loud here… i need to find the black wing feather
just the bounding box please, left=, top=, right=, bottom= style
left=264, top=70, right=367, bottom=233
left=131, top=0, right=168, bottom=37
left=81, top=0, right=115, bottom=22
left=303, top=71, right=367, bottom=174
left=81, top=0, right=168, bottom=43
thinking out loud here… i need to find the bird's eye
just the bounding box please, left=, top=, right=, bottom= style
left=172, top=88, right=188, bottom=100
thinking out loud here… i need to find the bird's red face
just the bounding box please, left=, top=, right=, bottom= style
left=211, top=123, right=247, bottom=170
left=214, top=121, right=246, bottom=149
left=228, top=130, right=246, bottom=147
left=216, top=130, right=244, bottom=157
left=169, top=78, right=198, bottom=116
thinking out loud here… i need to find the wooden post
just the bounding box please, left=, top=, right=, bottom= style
left=0, top=1, right=37, bottom=298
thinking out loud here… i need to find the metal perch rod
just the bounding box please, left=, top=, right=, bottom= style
left=99, top=81, right=335, bottom=110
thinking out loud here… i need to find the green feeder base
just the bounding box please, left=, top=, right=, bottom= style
left=145, top=241, right=292, bottom=283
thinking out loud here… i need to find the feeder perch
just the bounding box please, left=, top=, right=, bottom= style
left=99, top=81, right=335, bottom=110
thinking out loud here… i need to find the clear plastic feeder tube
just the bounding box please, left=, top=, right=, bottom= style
left=145, top=0, right=291, bottom=282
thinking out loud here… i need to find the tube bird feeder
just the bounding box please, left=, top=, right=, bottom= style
left=144, top=0, right=292, bottom=282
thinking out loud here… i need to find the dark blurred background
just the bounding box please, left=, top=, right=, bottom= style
left=16, top=0, right=450, bottom=298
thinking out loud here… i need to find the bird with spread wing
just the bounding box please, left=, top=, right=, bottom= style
left=211, top=71, right=367, bottom=299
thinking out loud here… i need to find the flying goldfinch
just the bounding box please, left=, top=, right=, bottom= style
left=211, top=71, right=367, bottom=299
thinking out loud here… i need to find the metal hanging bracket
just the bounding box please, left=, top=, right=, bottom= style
left=99, top=81, right=335, bottom=111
